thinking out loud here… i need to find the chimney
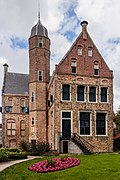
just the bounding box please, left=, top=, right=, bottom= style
left=81, top=20, right=88, bottom=40
left=3, top=63, right=9, bottom=75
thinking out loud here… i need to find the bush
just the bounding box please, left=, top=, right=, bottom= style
left=0, top=151, right=9, bottom=162
left=19, top=140, right=30, bottom=152
left=7, top=151, right=27, bottom=160
left=0, top=148, right=27, bottom=162
left=36, top=142, right=51, bottom=155
left=114, top=138, right=120, bottom=151
left=19, top=140, right=51, bottom=155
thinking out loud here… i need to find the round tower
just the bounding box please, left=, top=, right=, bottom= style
left=29, top=12, right=50, bottom=143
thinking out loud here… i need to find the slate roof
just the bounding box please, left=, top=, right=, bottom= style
left=30, top=19, right=48, bottom=37
left=3, top=72, right=29, bottom=95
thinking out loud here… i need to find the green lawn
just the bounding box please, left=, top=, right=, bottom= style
left=0, top=154, right=120, bottom=180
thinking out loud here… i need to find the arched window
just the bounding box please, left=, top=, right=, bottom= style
left=71, top=58, right=76, bottom=74
left=78, top=46, right=82, bottom=56
left=88, top=47, right=92, bottom=57
left=8, top=98, right=12, bottom=106
left=7, top=119, right=15, bottom=136
left=20, top=120, right=26, bottom=137
left=94, top=61, right=99, bottom=76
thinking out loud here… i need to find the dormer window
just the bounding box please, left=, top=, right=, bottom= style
left=71, top=60, right=76, bottom=74
left=8, top=98, right=12, bottom=107
left=38, top=71, right=43, bottom=81
left=88, top=48, right=92, bottom=57
left=21, top=99, right=25, bottom=107
left=78, top=46, right=82, bottom=56
left=94, top=62, right=99, bottom=76
left=5, top=98, right=12, bottom=113
left=38, top=38, right=43, bottom=48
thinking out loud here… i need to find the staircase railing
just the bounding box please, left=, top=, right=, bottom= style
left=58, top=132, right=94, bottom=154
left=71, top=133, right=94, bottom=154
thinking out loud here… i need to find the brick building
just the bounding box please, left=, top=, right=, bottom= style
left=2, top=15, right=113, bottom=153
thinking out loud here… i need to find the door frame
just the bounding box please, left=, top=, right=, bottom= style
left=61, top=110, right=73, bottom=137
left=62, top=140, right=69, bottom=153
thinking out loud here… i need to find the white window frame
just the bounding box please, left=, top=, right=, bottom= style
left=61, top=110, right=73, bottom=136
left=78, top=47, right=82, bottom=56
left=94, top=63, right=99, bottom=76
left=100, top=86, right=109, bottom=103
left=76, top=85, right=86, bottom=102
left=79, top=111, right=92, bottom=136
left=61, top=84, right=71, bottom=102
left=95, top=111, right=108, bottom=136
left=88, top=86, right=97, bottom=103
left=88, top=48, right=92, bottom=57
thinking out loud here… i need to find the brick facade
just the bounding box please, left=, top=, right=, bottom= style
left=2, top=19, right=113, bottom=153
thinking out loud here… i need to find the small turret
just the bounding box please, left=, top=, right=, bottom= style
left=3, top=63, right=9, bottom=75
left=81, top=20, right=88, bottom=40
left=30, top=11, right=48, bottom=37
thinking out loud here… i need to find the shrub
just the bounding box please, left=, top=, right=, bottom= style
left=19, top=140, right=30, bottom=152
left=19, top=141, right=51, bottom=155
left=7, top=151, right=27, bottom=160
left=0, top=148, right=27, bottom=162
left=0, top=151, right=9, bottom=162
left=36, top=142, right=51, bottom=155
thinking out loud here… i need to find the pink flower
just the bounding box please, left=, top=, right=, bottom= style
left=28, top=157, right=80, bottom=173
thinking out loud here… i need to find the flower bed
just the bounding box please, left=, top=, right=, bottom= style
left=28, top=157, right=80, bottom=173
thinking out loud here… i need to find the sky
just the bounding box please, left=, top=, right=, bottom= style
left=0, top=0, right=120, bottom=123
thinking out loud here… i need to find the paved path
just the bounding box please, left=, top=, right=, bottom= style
left=0, top=156, right=40, bottom=172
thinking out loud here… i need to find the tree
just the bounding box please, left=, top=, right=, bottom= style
left=114, top=106, right=120, bottom=132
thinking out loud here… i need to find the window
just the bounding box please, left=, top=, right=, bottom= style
left=21, top=99, right=25, bottom=112
left=88, top=48, right=92, bottom=57
left=62, top=85, right=70, bottom=101
left=7, top=120, right=15, bottom=136
left=78, top=47, right=82, bottom=56
left=71, top=60, right=76, bottom=74
left=38, top=71, right=43, bottom=81
left=50, top=95, right=53, bottom=102
left=80, top=112, right=90, bottom=135
left=21, top=99, right=25, bottom=107
left=96, top=113, right=106, bottom=135
left=31, top=92, right=35, bottom=102
left=48, top=100, right=50, bottom=107
left=20, top=120, right=25, bottom=136
left=5, top=98, right=12, bottom=112
left=94, top=63, right=99, bottom=76
left=8, top=98, right=12, bottom=106
left=77, top=85, right=85, bottom=101
left=5, top=106, right=12, bottom=113
left=38, top=38, right=43, bottom=48
left=89, top=87, right=96, bottom=102
left=32, top=117, right=34, bottom=126
left=62, top=112, right=71, bottom=138
left=101, top=87, right=108, bottom=102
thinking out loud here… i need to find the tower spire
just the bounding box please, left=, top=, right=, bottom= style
left=38, top=0, right=40, bottom=20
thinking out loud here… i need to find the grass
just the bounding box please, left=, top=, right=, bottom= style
left=0, top=154, right=120, bottom=180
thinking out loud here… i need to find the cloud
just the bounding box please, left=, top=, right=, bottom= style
left=10, top=36, right=28, bottom=50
